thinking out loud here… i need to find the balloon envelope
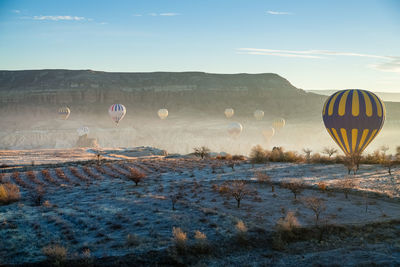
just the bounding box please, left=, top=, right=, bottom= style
left=77, top=126, right=89, bottom=136
left=227, top=122, right=243, bottom=138
left=273, top=118, right=285, bottom=130
left=224, top=108, right=234, bottom=119
left=322, top=89, right=385, bottom=156
left=158, top=109, right=169, bottom=120
left=254, top=110, right=264, bottom=120
left=58, top=107, right=70, bottom=120
left=109, top=104, right=126, bottom=125
left=262, top=127, right=275, bottom=140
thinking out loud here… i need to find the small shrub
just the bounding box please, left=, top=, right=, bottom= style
left=193, top=230, right=209, bottom=253
left=302, top=148, right=312, bottom=162
left=32, top=186, right=45, bottom=206
left=317, top=182, right=327, bottom=192
left=0, top=183, right=20, bottom=205
left=235, top=220, right=248, bottom=244
left=276, top=211, right=300, bottom=232
left=232, top=155, right=246, bottom=161
left=172, top=227, right=187, bottom=252
left=128, top=168, right=146, bottom=186
left=42, top=244, right=67, bottom=266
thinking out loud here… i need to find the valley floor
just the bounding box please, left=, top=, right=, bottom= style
left=0, top=148, right=400, bottom=266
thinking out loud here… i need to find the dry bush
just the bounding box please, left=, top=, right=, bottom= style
left=249, top=145, right=268, bottom=164
left=283, top=151, right=301, bottom=163
left=269, top=147, right=284, bottom=162
left=172, top=227, right=187, bottom=252
left=235, top=220, right=248, bottom=244
left=335, top=178, right=356, bottom=199
left=256, top=172, right=274, bottom=192
left=317, top=182, right=327, bottom=192
left=128, top=168, right=146, bottom=186
left=302, top=196, right=326, bottom=226
left=281, top=180, right=305, bottom=199
left=276, top=211, right=300, bottom=232
left=42, top=244, right=67, bottom=266
left=0, top=183, right=20, bottom=205
left=193, top=230, right=209, bottom=253
left=273, top=211, right=300, bottom=250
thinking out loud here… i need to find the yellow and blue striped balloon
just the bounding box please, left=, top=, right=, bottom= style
left=322, top=89, right=385, bottom=156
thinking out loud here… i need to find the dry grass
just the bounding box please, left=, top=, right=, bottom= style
left=11, top=171, right=32, bottom=189
left=0, top=183, right=20, bottom=205
left=55, top=168, right=71, bottom=184
left=41, top=169, right=60, bottom=186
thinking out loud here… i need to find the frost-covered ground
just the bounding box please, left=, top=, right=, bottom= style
left=1, top=150, right=400, bottom=266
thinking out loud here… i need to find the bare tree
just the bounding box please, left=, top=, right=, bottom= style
left=193, top=146, right=211, bottom=159
left=322, top=147, right=337, bottom=159
left=128, top=168, right=146, bottom=186
left=302, top=196, right=326, bottom=226
left=381, top=155, right=396, bottom=175
left=335, top=178, right=356, bottom=199
left=282, top=180, right=304, bottom=199
left=302, top=148, right=312, bottom=162
left=229, top=180, right=251, bottom=208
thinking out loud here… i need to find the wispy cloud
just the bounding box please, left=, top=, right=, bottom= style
left=33, top=15, right=87, bottom=21
left=267, top=10, right=292, bottom=15
left=237, top=48, right=400, bottom=73
left=12, top=10, right=21, bottom=14
left=146, top=12, right=180, bottom=17
left=159, top=13, right=179, bottom=16
left=133, top=14, right=142, bottom=17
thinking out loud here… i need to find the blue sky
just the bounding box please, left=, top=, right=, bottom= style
left=0, top=0, right=399, bottom=92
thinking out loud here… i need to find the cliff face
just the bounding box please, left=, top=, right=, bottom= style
left=0, top=69, right=325, bottom=119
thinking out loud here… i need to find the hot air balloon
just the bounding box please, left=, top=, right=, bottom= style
left=254, top=110, right=264, bottom=120
left=273, top=118, right=285, bottom=130
left=224, top=108, right=234, bottom=119
left=227, top=122, right=243, bottom=138
left=262, top=127, right=275, bottom=141
left=108, top=104, right=126, bottom=125
left=58, top=106, right=70, bottom=120
left=158, top=109, right=168, bottom=120
left=322, top=89, right=385, bottom=160
left=77, top=126, right=90, bottom=137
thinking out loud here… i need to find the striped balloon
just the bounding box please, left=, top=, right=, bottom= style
left=58, top=106, right=70, bottom=120
left=273, top=118, right=285, bottom=130
left=108, top=104, right=126, bottom=125
left=322, top=89, right=385, bottom=156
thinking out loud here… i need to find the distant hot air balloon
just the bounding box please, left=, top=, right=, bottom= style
left=322, top=89, right=385, bottom=159
left=227, top=122, right=243, bottom=138
left=77, top=126, right=90, bottom=137
left=262, top=127, right=275, bottom=141
left=58, top=106, right=70, bottom=120
left=158, top=109, right=169, bottom=120
left=224, top=108, right=234, bottom=119
left=108, top=104, right=126, bottom=125
left=254, top=110, right=264, bottom=120
left=273, top=118, right=285, bottom=130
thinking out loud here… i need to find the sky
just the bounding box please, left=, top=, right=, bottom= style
left=0, top=0, right=399, bottom=92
